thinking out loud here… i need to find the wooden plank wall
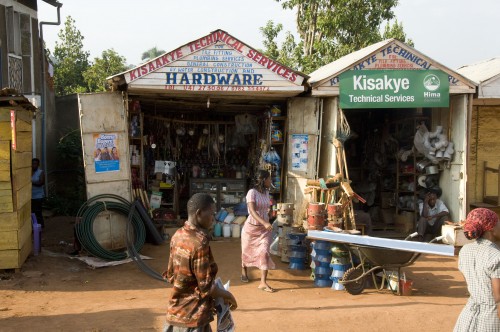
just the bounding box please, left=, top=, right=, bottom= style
left=0, top=107, right=33, bottom=269
left=467, top=105, right=500, bottom=204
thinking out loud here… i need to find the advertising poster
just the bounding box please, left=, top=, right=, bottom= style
left=93, top=133, right=120, bottom=173
left=291, top=134, right=309, bottom=171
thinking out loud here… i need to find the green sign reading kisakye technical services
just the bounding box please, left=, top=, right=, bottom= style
left=339, top=70, right=449, bottom=109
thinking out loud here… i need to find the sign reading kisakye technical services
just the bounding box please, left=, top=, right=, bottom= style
left=339, top=70, right=449, bottom=109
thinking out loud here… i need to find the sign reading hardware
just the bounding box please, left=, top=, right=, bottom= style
left=339, top=70, right=449, bottom=108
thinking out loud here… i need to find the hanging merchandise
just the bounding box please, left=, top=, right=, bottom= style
left=415, top=123, right=455, bottom=165
left=271, top=123, right=283, bottom=142
left=235, top=113, right=257, bottom=134
left=271, top=105, right=281, bottom=117
left=263, top=148, right=281, bottom=167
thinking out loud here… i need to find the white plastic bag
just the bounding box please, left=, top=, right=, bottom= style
left=215, top=278, right=235, bottom=332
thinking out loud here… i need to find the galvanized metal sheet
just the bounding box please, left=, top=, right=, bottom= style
left=307, top=230, right=455, bottom=256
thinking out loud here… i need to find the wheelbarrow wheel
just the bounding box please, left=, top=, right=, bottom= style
left=342, top=267, right=366, bottom=295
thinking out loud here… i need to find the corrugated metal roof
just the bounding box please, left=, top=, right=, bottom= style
left=456, top=57, right=500, bottom=85
left=308, top=39, right=392, bottom=85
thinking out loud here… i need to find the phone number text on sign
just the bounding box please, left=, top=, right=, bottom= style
left=164, top=85, right=270, bottom=92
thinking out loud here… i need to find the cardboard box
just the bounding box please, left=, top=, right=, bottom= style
left=394, top=212, right=414, bottom=234
left=380, top=208, right=395, bottom=224
left=441, top=225, right=474, bottom=247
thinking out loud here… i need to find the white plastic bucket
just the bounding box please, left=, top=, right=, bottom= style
left=223, top=224, right=232, bottom=238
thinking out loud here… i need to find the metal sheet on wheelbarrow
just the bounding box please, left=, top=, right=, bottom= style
left=307, top=231, right=455, bottom=256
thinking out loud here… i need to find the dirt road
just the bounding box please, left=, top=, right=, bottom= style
left=0, top=216, right=469, bottom=331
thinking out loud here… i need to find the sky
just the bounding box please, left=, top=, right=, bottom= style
left=37, top=0, right=500, bottom=70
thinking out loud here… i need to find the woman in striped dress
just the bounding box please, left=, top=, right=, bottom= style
left=240, top=170, right=276, bottom=292
left=454, top=208, right=500, bottom=331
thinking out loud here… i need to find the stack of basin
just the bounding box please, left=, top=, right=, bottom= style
left=329, top=244, right=351, bottom=290
left=287, top=232, right=307, bottom=270
left=310, top=241, right=333, bottom=287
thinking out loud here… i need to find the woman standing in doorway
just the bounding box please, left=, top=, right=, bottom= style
left=31, top=158, right=45, bottom=228
left=241, top=170, right=276, bottom=292
left=454, top=208, right=500, bottom=331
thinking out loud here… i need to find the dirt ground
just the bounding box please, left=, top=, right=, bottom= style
left=0, top=215, right=470, bottom=332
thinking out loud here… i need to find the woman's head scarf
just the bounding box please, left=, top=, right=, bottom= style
left=463, top=208, right=498, bottom=240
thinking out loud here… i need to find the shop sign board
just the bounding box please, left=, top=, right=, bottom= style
left=326, top=42, right=467, bottom=89
left=93, top=133, right=120, bottom=173
left=339, top=70, right=449, bottom=109
left=123, top=30, right=305, bottom=92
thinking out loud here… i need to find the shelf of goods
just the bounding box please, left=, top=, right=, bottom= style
left=392, top=116, right=429, bottom=234
left=129, top=108, right=144, bottom=186
left=189, top=178, right=246, bottom=211
left=269, top=113, right=287, bottom=202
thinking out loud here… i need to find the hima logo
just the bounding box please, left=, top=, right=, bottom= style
left=423, top=74, right=440, bottom=91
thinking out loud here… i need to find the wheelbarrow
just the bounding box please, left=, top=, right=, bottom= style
left=340, top=233, right=444, bottom=295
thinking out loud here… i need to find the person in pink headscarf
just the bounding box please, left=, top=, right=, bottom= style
left=454, top=208, right=500, bottom=331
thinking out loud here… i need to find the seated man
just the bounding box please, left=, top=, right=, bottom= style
left=417, top=188, right=449, bottom=240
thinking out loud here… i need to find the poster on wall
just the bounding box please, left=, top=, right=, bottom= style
left=93, top=133, right=120, bottom=173
left=291, top=134, right=309, bottom=171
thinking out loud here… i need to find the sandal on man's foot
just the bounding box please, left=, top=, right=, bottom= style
left=257, top=286, right=275, bottom=293
left=241, top=275, right=249, bottom=283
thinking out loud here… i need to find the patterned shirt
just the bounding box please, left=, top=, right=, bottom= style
left=245, top=188, right=270, bottom=226
left=454, top=238, right=500, bottom=331
left=165, top=221, right=218, bottom=328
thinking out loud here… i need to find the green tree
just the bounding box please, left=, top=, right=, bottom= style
left=83, top=49, right=127, bottom=92
left=260, top=21, right=283, bottom=60
left=382, top=19, right=414, bottom=46
left=53, top=16, right=90, bottom=96
left=262, top=0, right=406, bottom=72
left=141, top=46, right=165, bottom=62
left=260, top=21, right=303, bottom=70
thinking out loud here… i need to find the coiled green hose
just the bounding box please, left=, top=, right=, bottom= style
left=75, top=194, right=146, bottom=261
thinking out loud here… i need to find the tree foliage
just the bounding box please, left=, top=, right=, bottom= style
left=53, top=16, right=90, bottom=96
left=261, top=0, right=412, bottom=72
left=141, top=46, right=166, bottom=62
left=382, top=19, right=414, bottom=46
left=83, top=49, right=128, bottom=92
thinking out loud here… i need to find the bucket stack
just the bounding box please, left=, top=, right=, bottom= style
left=279, top=225, right=300, bottom=263
left=310, top=241, right=333, bottom=287
left=329, top=244, right=351, bottom=290
left=276, top=203, right=294, bottom=227
left=307, top=202, right=326, bottom=230
left=287, top=232, right=307, bottom=270
left=327, top=203, right=343, bottom=229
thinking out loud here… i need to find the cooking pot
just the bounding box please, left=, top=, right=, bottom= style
left=418, top=175, right=427, bottom=188
left=165, top=161, right=176, bottom=176
left=425, top=165, right=439, bottom=175
left=416, top=159, right=431, bottom=173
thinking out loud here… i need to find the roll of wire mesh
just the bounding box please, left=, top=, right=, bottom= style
left=75, top=194, right=146, bottom=261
